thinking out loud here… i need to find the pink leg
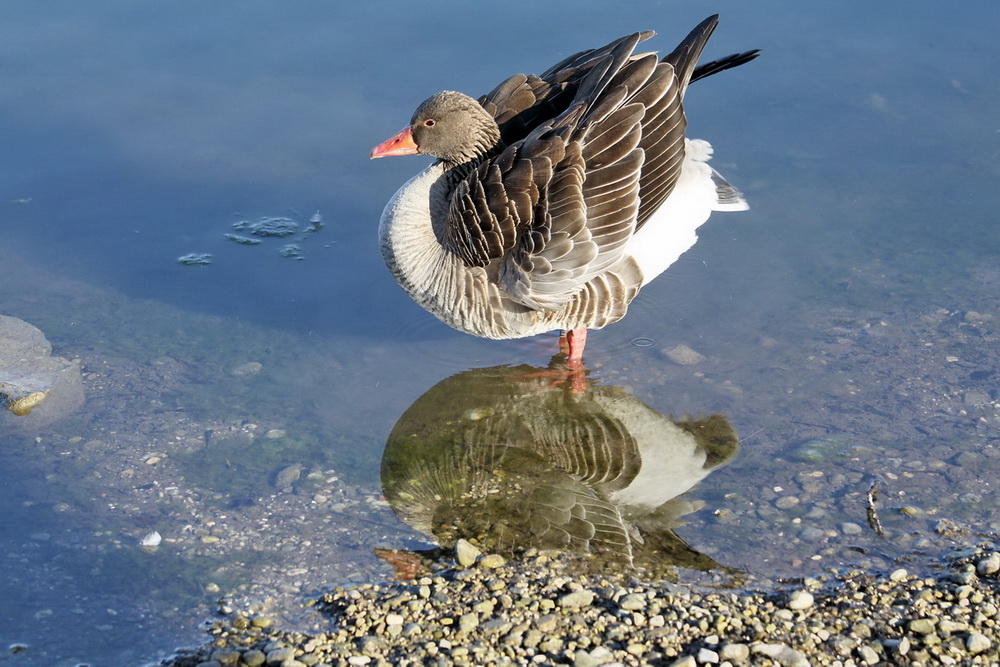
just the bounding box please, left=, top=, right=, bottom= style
left=564, top=328, right=587, bottom=366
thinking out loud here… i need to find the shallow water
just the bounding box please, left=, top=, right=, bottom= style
left=1, top=2, right=999, bottom=664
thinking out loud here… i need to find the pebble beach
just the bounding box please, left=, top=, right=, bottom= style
left=162, top=536, right=999, bottom=667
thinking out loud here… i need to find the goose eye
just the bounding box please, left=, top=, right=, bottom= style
left=423, top=119, right=436, bottom=127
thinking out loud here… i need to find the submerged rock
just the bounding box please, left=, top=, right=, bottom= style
left=177, top=253, right=213, bottom=266
left=233, top=217, right=299, bottom=238
left=0, top=315, right=83, bottom=425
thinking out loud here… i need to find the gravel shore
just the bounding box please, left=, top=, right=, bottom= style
left=162, top=536, right=999, bottom=667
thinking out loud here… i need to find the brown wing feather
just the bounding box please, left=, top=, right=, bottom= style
left=447, top=19, right=749, bottom=309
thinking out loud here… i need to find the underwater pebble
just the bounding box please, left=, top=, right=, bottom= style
left=660, top=344, right=705, bottom=366
left=799, top=526, right=825, bottom=542
left=274, top=464, right=303, bottom=489
left=775, top=496, right=799, bottom=510
left=231, top=362, right=263, bottom=378
left=234, top=217, right=298, bottom=237
left=177, top=253, right=212, bottom=266
left=840, top=522, right=863, bottom=535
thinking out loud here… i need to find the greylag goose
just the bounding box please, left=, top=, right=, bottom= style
left=371, top=15, right=757, bottom=363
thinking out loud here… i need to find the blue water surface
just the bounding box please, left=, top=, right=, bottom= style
left=1, top=2, right=998, bottom=664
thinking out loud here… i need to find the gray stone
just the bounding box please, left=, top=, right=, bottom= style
left=241, top=651, right=266, bottom=667
left=479, top=553, right=505, bottom=569
left=718, top=643, right=750, bottom=662
left=907, top=618, right=936, bottom=635
left=573, top=646, right=615, bottom=667
left=0, top=315, right=83, bottom=426
left=265, top=646, right=296, bottom=663
left=210, top=650, right=241, bottom=665
left=976, top=552, right=1000, bottom=576
left=696, top=647, right=719, bottom=663
left=787, top=590, right=814, bottom=610
left=857, top=645, right=879, bottom=665
left=751, top=643, right=809, bottom=667
left=558, top=590, right=596, bottom=609
left=618, top=593, right=646, bottom=611
left=966, top=633, right=992, bottom=654
left=454, top=539, right=481, bottom=567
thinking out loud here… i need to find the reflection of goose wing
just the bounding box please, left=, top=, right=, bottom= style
left=380, top=364, right=737, bottom=571
left=518, top=469, right=636, bottom=564
left=475, top=388, right=643, bottom=492
left=386, top=440, right=638, bottom=563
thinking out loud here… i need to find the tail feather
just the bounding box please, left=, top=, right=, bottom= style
left=691, top=49, right=761, bottom=84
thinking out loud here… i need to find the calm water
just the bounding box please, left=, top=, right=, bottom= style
left=2, top=2, right=999, bottom=664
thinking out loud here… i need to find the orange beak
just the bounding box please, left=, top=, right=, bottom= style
left=370, top=127, right=419, bottom=159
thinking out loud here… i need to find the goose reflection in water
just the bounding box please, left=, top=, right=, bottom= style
left=379, top=361, right=739, bottom=578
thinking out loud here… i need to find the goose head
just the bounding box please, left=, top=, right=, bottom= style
left=371, top=91, right=501, bottom=166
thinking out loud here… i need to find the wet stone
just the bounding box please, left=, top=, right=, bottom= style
left=787, top=590, right=814, bottom=610
left=479, top=553, right=505, bottom=569
left=210, top=649, right=240, bottom=665
left=454, top=539, right=481, bottom=567
left=976, top=552, right=1000, bottom=575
